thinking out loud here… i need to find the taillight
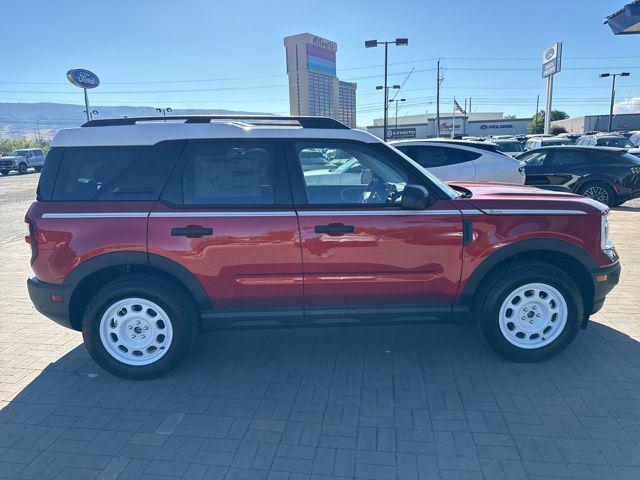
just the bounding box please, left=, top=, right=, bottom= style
left=24, top=216, right=38, bottom=263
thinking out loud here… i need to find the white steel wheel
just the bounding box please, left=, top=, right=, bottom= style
left=498, top=283, right=568, bottom=350
left=99, top=297, right=173, bottom=366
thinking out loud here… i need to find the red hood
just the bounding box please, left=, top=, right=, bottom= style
left=449, top=182, right=606, bottom=214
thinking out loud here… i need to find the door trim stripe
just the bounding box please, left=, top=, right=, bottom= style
left=297, top=210, right=459, bottom=216
left=149, top=211, right=297, bottom=218
left=42, top=212, right=149, bottom=219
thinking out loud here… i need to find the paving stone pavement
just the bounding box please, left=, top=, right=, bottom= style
left=1, top=173, right=639, bottom=480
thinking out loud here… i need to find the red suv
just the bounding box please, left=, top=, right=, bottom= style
left=26, top=116, right=621, bottom=379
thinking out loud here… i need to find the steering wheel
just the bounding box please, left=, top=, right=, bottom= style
left=360, top=178, right=398, bottom=204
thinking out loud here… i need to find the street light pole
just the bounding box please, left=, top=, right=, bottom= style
left=384, top=42, right=389, bottom=142
left=365, top=38, right=408, bottom=141
left=600, top=72, right=629, bottom=132
left=389, top=98, right=406, bottom=136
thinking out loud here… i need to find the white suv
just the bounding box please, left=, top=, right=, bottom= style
left=391, top=139, right=526, bottom=184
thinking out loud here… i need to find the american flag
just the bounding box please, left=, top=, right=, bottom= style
left=454, top=99, right=467, bottom=115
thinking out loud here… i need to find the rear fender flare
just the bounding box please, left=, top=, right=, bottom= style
left=64, top=251, right=211, bottom=311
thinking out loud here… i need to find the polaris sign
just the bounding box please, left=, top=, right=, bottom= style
left=480, top=124, right=513, bottom=130
left=66, top=69, right=100, bottom=89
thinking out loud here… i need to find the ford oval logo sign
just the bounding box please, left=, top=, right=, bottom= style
left=66, top=68, right=100, bottom=89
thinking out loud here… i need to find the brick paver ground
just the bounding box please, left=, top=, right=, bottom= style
left=1, top=172, right=639, bottom=480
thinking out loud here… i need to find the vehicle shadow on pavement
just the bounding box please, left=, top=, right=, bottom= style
left=614, top=205, right=640, bottom=213
left=1, top=320, right=640, bottom=478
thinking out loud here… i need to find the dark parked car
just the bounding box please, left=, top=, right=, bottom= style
left=518, top=146, right=640, bottom=207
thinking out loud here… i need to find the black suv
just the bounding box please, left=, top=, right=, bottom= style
left=518, top=146, right=640, bottom=206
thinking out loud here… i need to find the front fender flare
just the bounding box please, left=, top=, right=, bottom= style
left=459, top=238, right=597, bottom=304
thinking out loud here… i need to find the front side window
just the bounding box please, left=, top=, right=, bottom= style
left=181, top=142, right=277, bottom=206
left=520, top=151, right=547, bottom=166
left=295, top=142, right=408, bottom=206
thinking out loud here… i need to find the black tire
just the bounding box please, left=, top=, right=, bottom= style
left=579, top=181, right=616, bottom=207
left=476, top=261, right=584, bottom=362
left=82, top=275, right=195, bottom=380
left=34, top=166, right=42, bottom=172
left=0, top=170, right=8, bottom=176
left=17, top=163, right=28, bottom=175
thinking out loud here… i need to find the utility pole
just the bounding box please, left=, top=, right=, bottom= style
left=535, top=94, right=540, bottom=133
left=436, top=59, right=441, bottom=137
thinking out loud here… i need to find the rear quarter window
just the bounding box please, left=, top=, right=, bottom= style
left=402, top=145, right=480, bottom=168
left=49, top=142, right=183, bottom=201
left=36, top=147, right=63, bottom=201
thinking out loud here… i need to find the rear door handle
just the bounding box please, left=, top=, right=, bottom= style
left=314, top=224, right=355, bottom=236
left=171, top=225, right=213, bottom=238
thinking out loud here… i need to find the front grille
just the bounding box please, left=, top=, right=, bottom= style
left=0, top=160, right=13, bottom=167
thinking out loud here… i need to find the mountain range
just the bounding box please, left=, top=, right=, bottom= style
left=0, top=102, right=269, bottom=140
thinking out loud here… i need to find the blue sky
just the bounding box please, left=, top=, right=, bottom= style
left=2, top=0, right=639, bottom=125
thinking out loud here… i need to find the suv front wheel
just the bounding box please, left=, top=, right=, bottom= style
left=477, top=261, right=583, bottom=362
left=82, top=275, right=194, bottom=379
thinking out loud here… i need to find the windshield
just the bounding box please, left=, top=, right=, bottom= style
left=8, top=150, right=27, bottom=157
left=495, top=141, right=524, bottom=153
left=542, top=139, right=572, bottom=146
left=598, top=137, right=634, bottom=148
left=386, top=143, right=460, bottom=199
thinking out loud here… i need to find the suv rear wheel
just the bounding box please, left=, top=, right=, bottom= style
left=579, top=181, right=615, bottom=207
left=477, top=261, right=583, bottom=362
left=82, top=275, right=194, bottom=379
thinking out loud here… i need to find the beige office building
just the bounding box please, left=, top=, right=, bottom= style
left=284, top=33, right=357, bottom=127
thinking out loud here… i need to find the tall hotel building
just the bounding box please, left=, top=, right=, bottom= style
left=284, top=33, right=357, bottom=127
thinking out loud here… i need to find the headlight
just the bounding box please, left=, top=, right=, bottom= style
left=601, top=212, right=615, bottom=258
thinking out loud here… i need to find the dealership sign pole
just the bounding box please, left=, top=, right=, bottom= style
left=542, top=43, right=562, bottom=134
left=66, top=69, right=100, bottom=122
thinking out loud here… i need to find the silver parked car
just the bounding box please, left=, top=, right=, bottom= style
left=0, top=148, right=46, bottom=175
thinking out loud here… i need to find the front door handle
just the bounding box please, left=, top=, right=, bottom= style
left=314, top=223, right=355, bottom=236
left=171, top=225, right=213, bottom=238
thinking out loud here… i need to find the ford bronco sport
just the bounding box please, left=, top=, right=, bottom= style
left=26, top=116, right=621, bottom=379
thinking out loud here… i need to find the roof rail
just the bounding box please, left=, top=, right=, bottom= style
left=81, top=115, right=350, bottom=129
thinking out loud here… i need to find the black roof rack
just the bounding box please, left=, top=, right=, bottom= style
left=82, top=115, right=350, bottom=129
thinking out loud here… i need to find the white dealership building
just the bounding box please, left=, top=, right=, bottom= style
left=366, top=113, right=532, bottom=139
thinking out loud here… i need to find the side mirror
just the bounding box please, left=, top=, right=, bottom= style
left=401, top=184, right=430, bottom=210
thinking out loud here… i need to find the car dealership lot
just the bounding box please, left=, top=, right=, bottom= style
left=1, top=173, right=639, bottom=480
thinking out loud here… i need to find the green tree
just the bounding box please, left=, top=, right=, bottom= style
left=528, top=110, right=569, bottom=134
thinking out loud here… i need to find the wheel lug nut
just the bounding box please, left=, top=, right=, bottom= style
left=131, top=334, right=136, bottom=338
left=143, top=326, right=148, bottom=330
left=141, top=334, right=145, bottom=339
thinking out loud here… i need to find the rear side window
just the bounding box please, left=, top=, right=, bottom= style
left=402, top=145, right=480, bottom=168
left=550, top=150, right=587, bottom=166
left=179, top=141, right=280, bottom=206
left=50, top=142, right=182, bottom=201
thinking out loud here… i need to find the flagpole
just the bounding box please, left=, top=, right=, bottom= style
left=452, top=97, right=455, bottom=139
